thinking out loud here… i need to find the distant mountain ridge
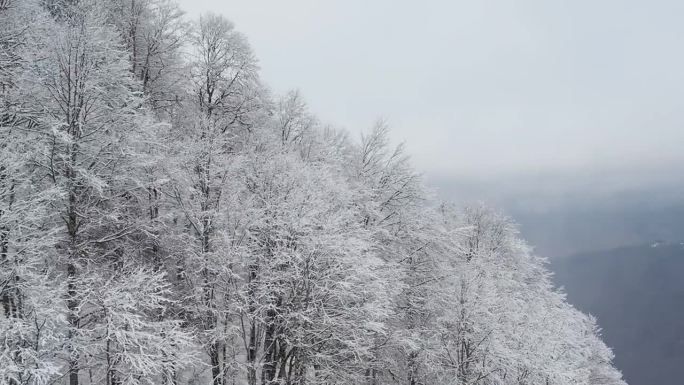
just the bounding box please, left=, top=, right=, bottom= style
left=550, top=242, right=684, bottom=385
left=432, top=171, right=684, bottom=258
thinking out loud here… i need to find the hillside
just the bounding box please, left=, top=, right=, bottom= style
left=0, top=1, right=626, bottom=384
left=551, top=243, right=684, bottom=385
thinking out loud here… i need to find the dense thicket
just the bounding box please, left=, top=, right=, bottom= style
left=0, top=1, right=626, bottom=385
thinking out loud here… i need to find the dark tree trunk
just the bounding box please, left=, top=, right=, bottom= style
left=261, top=308, right=278, bottom=385
left=67, top=262, right=79, bottom=385
left=210, top=340, right=223, bottom=385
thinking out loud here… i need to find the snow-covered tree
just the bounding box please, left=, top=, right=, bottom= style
left=226, top=148, right=391, bottom=385
left=102, top=0, right=188, bottom=113
left=12, top=2, right=199, bottom=384
left=1, top=2, right=65, bottom=384
left=162, top=11, right=265, bottom=385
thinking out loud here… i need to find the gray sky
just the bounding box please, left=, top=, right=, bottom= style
left=177, top=0, right=684, bottom=181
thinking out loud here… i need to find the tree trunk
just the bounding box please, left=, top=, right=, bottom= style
left=210, top=340, right=223, bottom=385
left=66, top=139, right=80, bottom=385
left=67, top=262, right=79, bottom=385
left=246, top=259, right=259, bottom=385
left=247, top=318, right=258, bottom=385
left=261, top=309, right=277, bottom=385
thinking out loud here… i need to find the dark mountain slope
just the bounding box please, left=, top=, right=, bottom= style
left=551, top=243, right=684, bottom=385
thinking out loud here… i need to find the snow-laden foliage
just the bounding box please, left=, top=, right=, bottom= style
left=0, top=1, right=626, bottom=385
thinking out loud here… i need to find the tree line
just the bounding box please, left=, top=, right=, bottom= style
left=0, top=1, right=626, bottom=385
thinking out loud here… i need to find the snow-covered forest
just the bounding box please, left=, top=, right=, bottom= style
left=0, top=1, right=626, bottom=384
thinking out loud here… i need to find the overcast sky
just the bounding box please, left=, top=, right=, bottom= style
left=176, top=0, right=684, bottom=182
